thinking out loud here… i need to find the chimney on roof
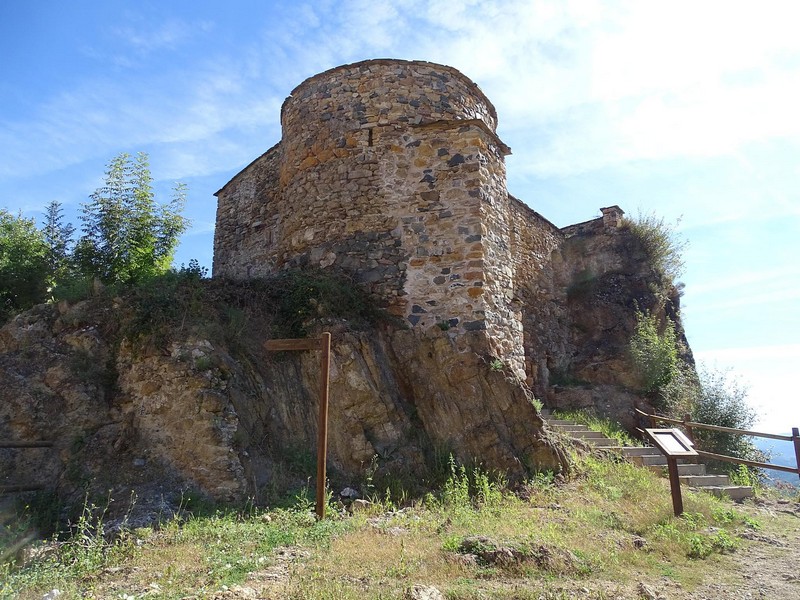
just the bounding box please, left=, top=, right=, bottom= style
left=600, top=205, right=625, bottom=228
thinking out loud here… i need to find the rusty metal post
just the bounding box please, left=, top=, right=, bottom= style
left=793, top=427, right=800, bottom=481
left=683, top=414, right=695, bottom=445
left=666, top=457, right=684, bottom=516
left=315, top=332, right=331, bottom=520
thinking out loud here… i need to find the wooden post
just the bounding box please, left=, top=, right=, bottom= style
left=683, top=414, right=695, bottom=445
left=316, top=332, right=331, bottom=520
left=645, top=428, right=696, bottom=518
left=793, top=427, right=800, bottom=481
left=667, top=457, right=684, bottom=516
left=264, top=333, right=332, bottom=520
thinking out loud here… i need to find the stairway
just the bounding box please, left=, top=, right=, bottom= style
left=541, top=410, right=753, bottom=501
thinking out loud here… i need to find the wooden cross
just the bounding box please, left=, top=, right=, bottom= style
left=264, top=332, right=331, bottom=519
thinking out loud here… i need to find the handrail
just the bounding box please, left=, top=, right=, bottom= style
left=634, top=407, right=800, bottom=479
left=695, top=450, right=800, bottom=474
left=633, top=409, right=792, bottom=441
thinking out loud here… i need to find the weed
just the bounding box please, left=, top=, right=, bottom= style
left=488, top=358, right=504, bottom=372
left=681, top=512, right=706, bottom=530
left=711, top=506, right=737, bottom=524
left=629, top=309, right=679, bottom=398
left=688, top=534, right=711, bottom=559
left=728, top=461, right=762, bottom=489
left=192, top=355, right=214, bottom=371
left=687, top=529, right=738, bottom=559
left=742, top=515, right=761, bottom=530
left=711, top=529, right=738, bottom=553
left=441, top=456, right=472, bottom=511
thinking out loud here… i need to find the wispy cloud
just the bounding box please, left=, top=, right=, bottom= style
left=2, top=0, right=799, bottom=203
left=112, top=19, right=210, bottom=54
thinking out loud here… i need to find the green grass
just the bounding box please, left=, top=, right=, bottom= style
left=1, top=453, right=784, bottom=599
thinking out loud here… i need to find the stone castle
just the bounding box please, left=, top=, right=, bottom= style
left=1, top=60, right=675, bottom=504
left=213, top=59, right=630, bottom=394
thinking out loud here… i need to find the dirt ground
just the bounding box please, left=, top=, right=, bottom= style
left=681, top=496, right=800, bottom=600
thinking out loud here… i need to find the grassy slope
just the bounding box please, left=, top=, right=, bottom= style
left=4, top=453, right=796, bottom=600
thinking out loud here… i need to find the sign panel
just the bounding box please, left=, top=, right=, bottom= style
left=645, top=428, right=698, bottom=457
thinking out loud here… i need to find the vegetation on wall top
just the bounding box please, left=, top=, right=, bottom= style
left=624, top=211, right=688, bottom=286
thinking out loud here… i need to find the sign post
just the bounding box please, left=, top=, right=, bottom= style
left=264, top=332, right=331, bottom=520
left=645, top=428, right=698, bottom=517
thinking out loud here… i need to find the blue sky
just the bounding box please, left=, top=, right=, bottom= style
left=1, top=1, right=798, bottom=432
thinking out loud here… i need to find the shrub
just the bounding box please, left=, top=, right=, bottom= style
left=692, top=366, right=762, bottom=474
left=629, top=310, right=679, bottom=399
left=0, top=210, right=50, bottom=321
left=624, top=211, right=687, bottom=283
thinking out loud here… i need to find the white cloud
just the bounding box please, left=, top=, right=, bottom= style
left=113, top=20, right=197, bottom=52
left=361, top=0, right=800, bottom=176
left=687, top=265, right=800, bottom=296
left=3, top=0, right=799, bottom=198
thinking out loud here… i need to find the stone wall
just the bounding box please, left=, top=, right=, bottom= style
left=507, top=199, right=569, bottom=394
left=213, top=144, right=282, bottom=279
left=214, top=59, right=528, bottom=375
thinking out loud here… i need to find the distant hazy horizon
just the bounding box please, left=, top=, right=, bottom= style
left=753, top=436, right=798, bottom=486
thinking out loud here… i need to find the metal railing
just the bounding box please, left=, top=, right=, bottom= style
left=634, top=408, right=800, bottom=479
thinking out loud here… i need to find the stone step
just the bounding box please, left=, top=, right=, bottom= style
left=630, top=454, right=668, bottom=466
left=648, top=463, right=707, bottom=476
left=704, top=486, right=754, bottom=501
left=610, top=446, right=661, bottom=457
left=568, top=430, right=609, bottom=439
left=540, top=410, right=756, bottom=501
left=550, top=426, right=592, bottom=434
left=584, top=438, right=620, bottom=448
left=680, top=474, right=731, bottom=487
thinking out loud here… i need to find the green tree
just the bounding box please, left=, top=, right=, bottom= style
left=75, top=152, right=189, bottom=284
left=41, top=200, right=75, bottom=283
left=693, top=367, right=760, bottom=466
left=0, top=210, right=50, bottom=320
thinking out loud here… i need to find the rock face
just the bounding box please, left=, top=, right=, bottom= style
left=0, top=298, right=565, bottom=504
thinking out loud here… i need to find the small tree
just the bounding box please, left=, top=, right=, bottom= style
left=75, top=152, right=189, bottom=284
left=693, top=367, right=759, bottom=464
left=41, top=200, right=75, bottom=284
left=629, top=310, right=679, bottom=399
left=0, top=210, right=50, bottom=320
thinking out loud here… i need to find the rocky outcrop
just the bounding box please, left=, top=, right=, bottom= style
left=542, top=221, right=689, bottom=424
left=0, top=296, right=565, bottom=505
